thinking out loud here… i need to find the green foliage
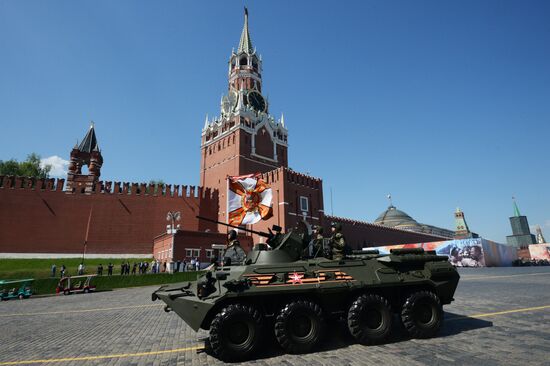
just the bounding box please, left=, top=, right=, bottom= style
left=148, top=179, right=166, bottom=194
left=0, top=153, right=51, bottom=179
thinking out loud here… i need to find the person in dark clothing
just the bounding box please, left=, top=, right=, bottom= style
left=132, top=263, right=137, bottom=275
left=97, top=264, right=103, bottom=276
left=107, top=263, right=113, bottom=276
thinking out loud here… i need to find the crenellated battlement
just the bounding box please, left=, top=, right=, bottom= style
left=0, top=175, right=218, bottom=200
left=260, top=167, right=322, bottom=190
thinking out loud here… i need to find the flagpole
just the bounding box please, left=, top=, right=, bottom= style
left=83, top=205, right=93, bottom=265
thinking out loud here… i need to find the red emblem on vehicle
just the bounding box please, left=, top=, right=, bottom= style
left=289, top=272, right=303, bottom=285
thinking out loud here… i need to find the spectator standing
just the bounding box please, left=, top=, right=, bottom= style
left=97, top=264, right=103, bottom=276
left=132, top=263, right=137, bottom=275
left=183, top=260, right=187, bottom=272
left=125, top=262, right=130, bottom=275
left=195, top=258, right=200, bottom=271
left=120, top=262, right=125, bottom=275
left=78, top=263, right=84, bottom=275
left=190, top=258, right=196, bottom=271
left=51, top=264, right=57, bottom=277
left=60, top=264, right=66, bottom=278
left=108, top=263, right=113, bottom=276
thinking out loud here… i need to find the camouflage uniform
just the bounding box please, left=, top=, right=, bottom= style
left=224, top=230, right=246, bottom=265
left=308, top=226, right=325, bottom=257
left=329, top=223, right=346, bottom=260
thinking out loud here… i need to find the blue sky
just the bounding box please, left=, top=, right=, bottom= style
left=1, top=0, right=549, bottom=243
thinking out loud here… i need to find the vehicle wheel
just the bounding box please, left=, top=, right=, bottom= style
left=63, top=290, right=70, bottom=295
left=347, top=294, right=392, bottom=345
left=84, top=288, right=89, bottom=294
left=274, top=299, right=325, bottom=354
left=401, top=291, right=443, bottom=338
left=209, top=304, right=263, bottom=362
left=18, top=294, right=24, bottom=300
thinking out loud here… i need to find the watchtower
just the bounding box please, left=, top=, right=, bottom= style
left=66, top=122, right=103, bottom=193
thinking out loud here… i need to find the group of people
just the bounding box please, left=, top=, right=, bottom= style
left=219, top=221, right=348, bottom=266
left=307, top=222, right=347, bottom=260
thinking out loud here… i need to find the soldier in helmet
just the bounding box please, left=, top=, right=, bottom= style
left=307, top=225, right=325, bottom=258
left=223, top=229, right=246, bottom=265
left=329, top=222, right=346, bottom=261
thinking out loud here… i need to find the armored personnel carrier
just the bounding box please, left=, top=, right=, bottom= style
left=152, top=219, right=460, bottom=361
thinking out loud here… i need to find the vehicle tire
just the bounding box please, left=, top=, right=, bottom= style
left=209, top=304, right=263, bottom=362
left=18, top=294, right=24, bottom=300
left=401, top=291, right=443, bottom=338
left=347, top=294, right=392, bottom=345
left=274, top=299, right=325, bottom=354
left=84, top=288, right=89, bottom=294
left=63, top=289, right=70, bottom=295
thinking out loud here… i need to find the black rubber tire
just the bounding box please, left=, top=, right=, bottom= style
left=63, top=290, right=70, bottom=295
left=274, top=299, right=325, bottom=354
left=347, top=294, right=393, bottom=345
left=84, top=288, right=89, bottom=294
left=18, top=294, right=24, bottom=300
left=209, top=304, right=263, bottom=362
left=401, top=291, right=443, bottom=338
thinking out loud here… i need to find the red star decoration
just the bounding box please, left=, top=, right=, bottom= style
left=289, top=272, right=303, bottom=285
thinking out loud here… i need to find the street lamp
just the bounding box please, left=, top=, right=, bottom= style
left=166, top=211, right=181, bottom=234
left=166, top=211, right=181, bottom=273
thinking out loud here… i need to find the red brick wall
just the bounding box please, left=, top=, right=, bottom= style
left=153, top=230, right=253, bottom=263
left=0, top=176, right=218, bottom=254
left=323, top=215, right=446, bottom=250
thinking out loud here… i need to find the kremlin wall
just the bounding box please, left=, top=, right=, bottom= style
left=0, top=175, right=218, bottom=256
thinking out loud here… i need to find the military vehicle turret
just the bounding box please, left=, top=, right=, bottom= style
left=152, top=218, right=460, bottom=361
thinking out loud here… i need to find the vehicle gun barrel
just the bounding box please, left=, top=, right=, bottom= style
left=196, top=216, right=272, bottom=238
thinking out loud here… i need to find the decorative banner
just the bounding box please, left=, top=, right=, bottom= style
left=528, top=243, right=550, bottom=260
left=227, top=173, right=273, bottom=226
left=368, top=238, right=518, bottom=267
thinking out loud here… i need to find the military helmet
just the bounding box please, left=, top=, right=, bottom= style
left=227, top=229, right=238, bottom=241
left=312, top=225, right=323, bottom=234
left=331, top=222, right=343, bottom=231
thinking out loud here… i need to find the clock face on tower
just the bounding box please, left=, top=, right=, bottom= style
left=247, top=91, right=266, bottom=112
left=228, top=90, right=238, bottom=112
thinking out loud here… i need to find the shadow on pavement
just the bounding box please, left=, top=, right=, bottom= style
left=440, top=312, right=493, bottom=337
left=203, top=312, right=493, bottom=363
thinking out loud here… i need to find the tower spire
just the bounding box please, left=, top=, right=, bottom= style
left=237, top=7, right=253, bottom=54
left=512, top=196, right=521, bottom=217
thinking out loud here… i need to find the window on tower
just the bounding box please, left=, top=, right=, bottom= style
left=240, top=57, right=247, bottom=66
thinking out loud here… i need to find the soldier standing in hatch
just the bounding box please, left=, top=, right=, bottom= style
left=224, top=229, right=246, bottom=265
left=329, top=222, right=346, bottom=260
left=308, top=225, right=325, bottom=258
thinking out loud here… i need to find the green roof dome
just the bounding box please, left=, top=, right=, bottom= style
left=374, top=205, right=419, bottom=228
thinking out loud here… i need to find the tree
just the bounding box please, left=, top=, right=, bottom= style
left=0, top=153, right=51, bottom=179
left=148, top=179, right=165, bottom=194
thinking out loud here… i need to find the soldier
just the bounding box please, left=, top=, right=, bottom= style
left=308, top=225, right=325, bottom=258
left=329, top=222, right=346, bottom=260
left=223, top=229, right=246, bottom=265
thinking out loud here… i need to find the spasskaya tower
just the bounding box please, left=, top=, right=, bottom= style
left=200, top=8, right=289, bottom=220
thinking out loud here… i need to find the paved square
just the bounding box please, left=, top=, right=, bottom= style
left=1, top=267, right=549, bottom=366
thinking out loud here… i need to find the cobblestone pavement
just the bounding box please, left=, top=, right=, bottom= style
left=1, top=267, right=549, bottom=366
